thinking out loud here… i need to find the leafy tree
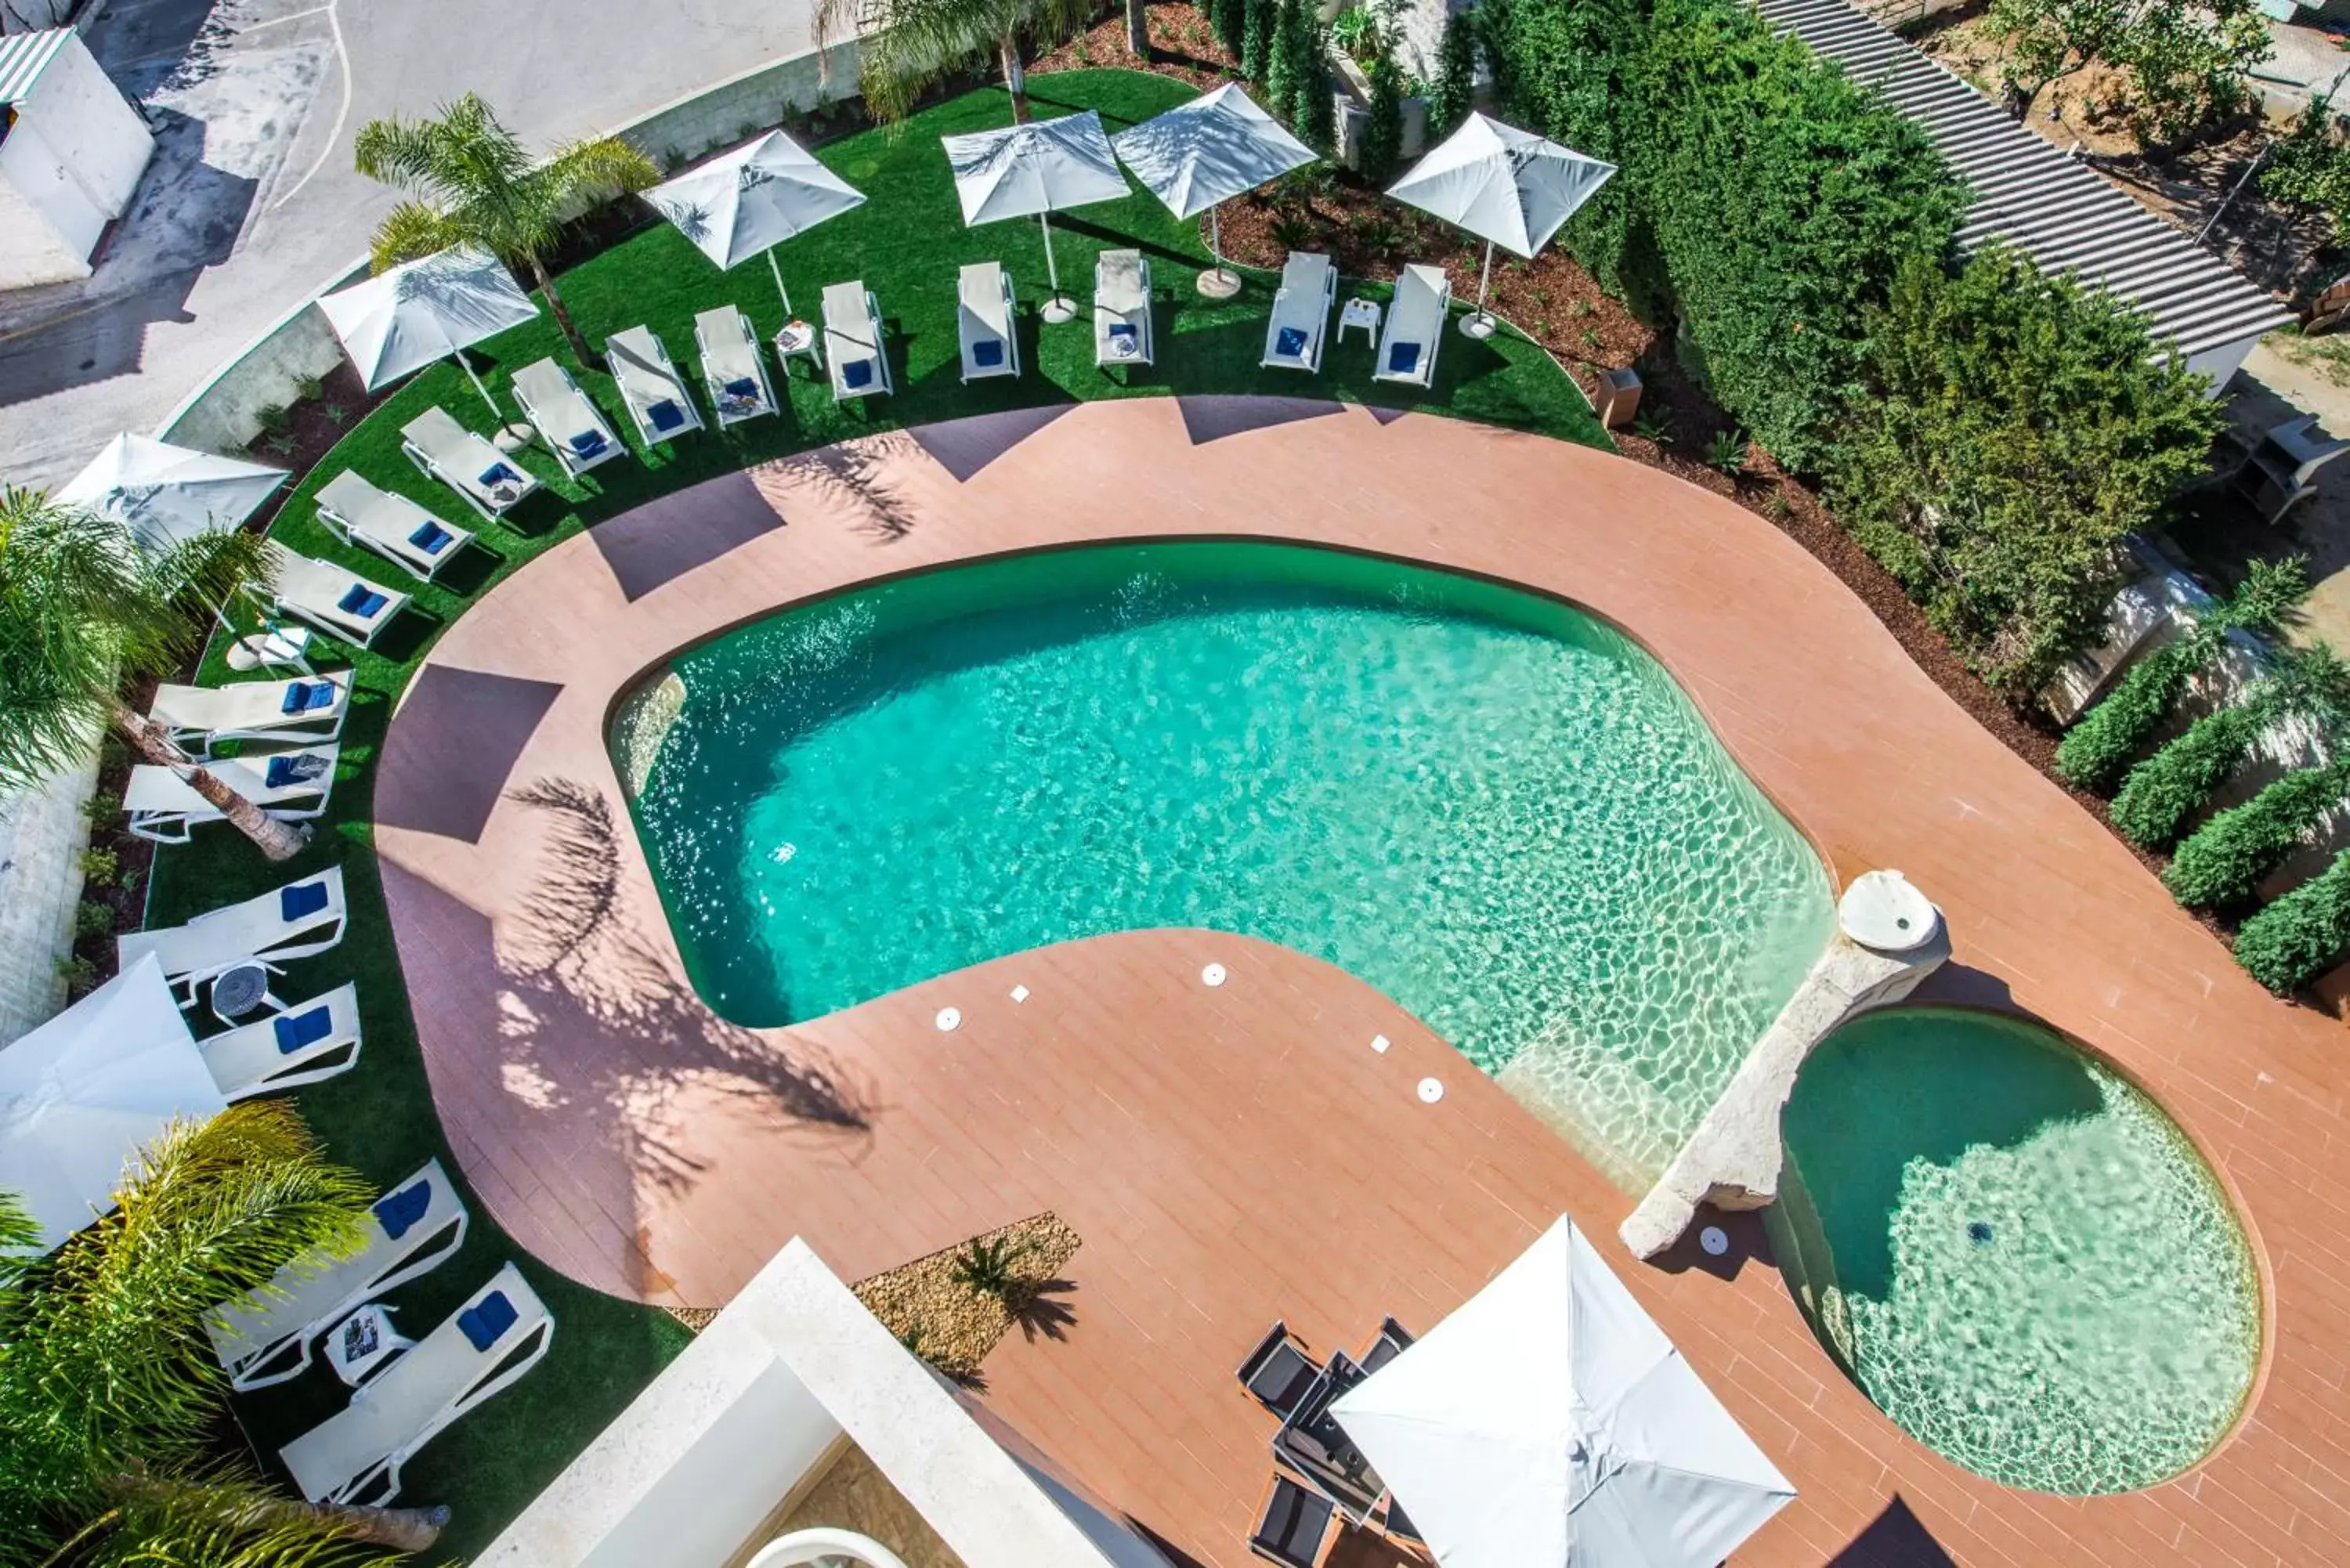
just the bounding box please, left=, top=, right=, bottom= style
left=2053, top=556, right=2308, bottom=791
left=816, top=0, right=1089, bottom=125
left=0, top=490, right=306, bottom=862
left=1361, top=44, right=1407, bottom=182
left=2110, top=644, right=2350, bottom=849
left=1982, top=0, right=2267, bottom=140
left=0, top=1104, right=445, bottom=1564
left=2263, top=95, right=2350, bottom=244
left=356, top=93, right=656, bottom=370
left=2164, top=757, right=2350, bottom=908
left=1828, top=245, right=2222, bottom=695
left=2236, top=845, right=2350, bottom=992
left=1243, top=0, right=1276, bottom=81
left=1430, top=9, right=1477, bottom=140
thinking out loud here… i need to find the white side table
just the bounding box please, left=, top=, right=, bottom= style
left=208, top=961, right=280, bottom=1026
left=774, top=320, right=822, bottom=379
left=1339, top=297, right=1383, bottom=347
left=227, top=625, right=314, bottom=676
left=327, top=1302, right=413, bottom=1388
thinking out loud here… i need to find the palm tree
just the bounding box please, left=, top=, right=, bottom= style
left=356, top=93, right=657, bottom=369
left=0, top=488, right=309, bottom=862
left=0, top=1103, right=449, bottom=1563
left=819, top=0, right=1093, bottom=125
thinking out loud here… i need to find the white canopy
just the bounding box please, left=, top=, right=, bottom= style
left=0, top=955, right=224, bottom=1252
left=942, top=110, right=1130, bottom=317
left=55, top=433, right=288, bottom=553
left=1385, top=113, right=1615, bottom=259
left=643, top=131, right=865, bottom=316
left=1331, top=1217, right=1794, bottom=1568
left=317, top=246, right=539, bottom=414
left=1110, top=83, right=1314, bottom=221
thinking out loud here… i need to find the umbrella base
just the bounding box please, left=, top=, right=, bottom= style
left=493, top=423, right=536, bottom=453
left=1459, top=313, right=1499, bottom=341
left=1195, top=267, right=1243, bottom=299
left=1040, top=294, right=1079, bottom=324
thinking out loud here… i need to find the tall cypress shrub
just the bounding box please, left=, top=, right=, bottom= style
left=2164, top=758, right=2350, bottom=909
left=1243, top=0, right=1275, bottom=81
left=1430, top=11, right=1477, bottom=139
left=1213, top=0, right=1248, bottom=59
left=1361, top=46, right=1406, bottom=181
left=1300, top=26, right=1337, bottom=151
left=1267, top=0, right=1300, bottom=112
left=1473, top=0, right=1643, bottom=291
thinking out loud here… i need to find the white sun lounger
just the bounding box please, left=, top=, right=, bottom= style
left=201, top=981, right=362, bottom=1101
left=279, top=1261, right=554, bottom=1505
left=122, top=742, right=340, bottom=844
left=822, top=281, right=891, bottom=403
left=696, top=305, right=776, bottom=427
left=149, top=671, right=350, bottom=757
left=118, top=866, right=348, bottom=1006
left=1262, top=251, right=1337, bottom=374
left=207, top=1157, right=468, bottom=1391
left=270, top=551, right=410, bottom=649
left=1374, top=264, right=1451, bottom=389
left=401, top=407, right=540, bottom=522
left=512, top=358, right=625, bottom=479
left=958, top=262, right=1019, bottom=383
left=1094, top=248, right=1152, bottom=369
left=314, top=471, right=472, bottom=583
left=609, top=325, right=704, bottom=445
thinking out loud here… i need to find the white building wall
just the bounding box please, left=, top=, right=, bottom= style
left=25, top=32, right=154, bottom=217
left=0, top=117, right=105, bottom=282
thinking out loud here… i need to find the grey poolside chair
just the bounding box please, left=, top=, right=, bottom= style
left=400, top=407, right=538, bottom=523
left=1262, top=251, right=1336, bottom=373
left=958, top=261, right=1019, bottom=383
left=1238, top=1320, right=1321, bottom=1418
left=1249, top=1471, right=1340, bottom=1568
left=696, top=305, right=776, bottom=427
left=512, top=358, right=624, bottom=478
left=1373, top=265, right=1448, bottom=389
left=1094, top=247, right=1152, bottom=368
left=315, top=471, right=472, bottom=583
left=822, top=280, right=892, bottom=402
left=609, top=325, right=703, bottom=444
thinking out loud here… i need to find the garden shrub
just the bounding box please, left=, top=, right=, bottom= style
left=1827, top=246, right=2222, bottom=695
left=1212, top=0, right=1248, bottom=58
left=1300, top=27, right=1337, bottom=150
left=2054, top=636, right=2206, bottom=791
left=1361, top=46, right=1405, bottom=182
left=2263, top=94, right=2350, bottom=244
left=2110, top=688, right=2283, bottom=848
left=1266, top=0, right=1299, bottom=107
left=2234, top=848, right=2350, bottom=994
left=2164, top=758, right=2350, bottom=909
left=1474, top=0, right=1645, bottom=295
left=1430, top=10, right=1477, bottom=139
left=1243, top=0, right=1275, bottom=81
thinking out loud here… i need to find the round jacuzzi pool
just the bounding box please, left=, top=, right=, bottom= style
left=1770, top=1006, right=2260, bottom=1494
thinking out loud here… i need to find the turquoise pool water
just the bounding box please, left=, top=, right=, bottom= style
left=1771, top=1007, right=2260, bottom=1495
left=617, top=540, right=1835, bottom=1184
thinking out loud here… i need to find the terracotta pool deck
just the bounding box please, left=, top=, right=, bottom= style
left=374, top=398, right=2350, bottom=1567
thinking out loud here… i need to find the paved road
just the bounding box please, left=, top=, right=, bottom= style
left=0, top=0, right=820, bottom=490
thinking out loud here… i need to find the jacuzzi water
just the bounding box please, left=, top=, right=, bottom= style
left=618, top=540, right=1835, bottom=1184
left=1773, top=1006, right=2260, bottom=1495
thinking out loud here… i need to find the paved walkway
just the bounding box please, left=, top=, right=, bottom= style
left=375, top=399, right=2350, bottom=1567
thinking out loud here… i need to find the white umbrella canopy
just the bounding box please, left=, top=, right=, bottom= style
left=55, top=433, right=289, bottom=554
left=1331, top=1216, right=1794, bottom=1568
left=942, top=110, right=1131, bottom=320
left=643, top=131, right=866, bottom=317
left=1385, top=114, right=1616, bottom=334
left=316, top=245, right=540, bottom=418
left=0, top=956, right=225, bottom=1253
left=1111, top=83, right=1316, bottom=295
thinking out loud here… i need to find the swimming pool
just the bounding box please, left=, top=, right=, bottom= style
left=615, top=540, right=1835, bottom=1186
left=1770, top=1006, right=2260, bottom=1494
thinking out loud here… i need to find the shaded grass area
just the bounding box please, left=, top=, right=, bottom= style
left=143, top=69, right=1604, bottom=1555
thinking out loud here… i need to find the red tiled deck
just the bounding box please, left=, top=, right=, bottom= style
left=377, top=399, right=2350, bottom=1567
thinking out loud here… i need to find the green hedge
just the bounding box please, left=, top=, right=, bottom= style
left=2054, top=636, right=2206, bottom=792
left=2109, top=693, right=2279, bottom=848
left=2165, top=759, right=2350, bottom=908
left=2235, top=848, right=2350, bottom=993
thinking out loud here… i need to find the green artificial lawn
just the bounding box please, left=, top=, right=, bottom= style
left=145, top=68, right=1606, bottom=1555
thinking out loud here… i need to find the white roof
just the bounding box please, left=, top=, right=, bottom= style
left=942, top=110, right=1130, bottom=226
left=0, top=27, right=73, bottom=107
left=1386, top=114, right=1615, bottom=259
left=316, top=246, right=540, bottom=392
left=55, top=432, right=288, bottom=553
left=1332, top=1216, right=1794, bottom=1568
left=1110, top=83, right=1317, bottom=222
left=643, top=129, right=866, bottom=271
left=0, top=955, right=224, bottom=1252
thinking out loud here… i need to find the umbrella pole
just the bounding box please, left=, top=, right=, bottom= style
left=768, top=250, right=794, bottom=320
left=1462, top=239, right=1499, bottom=340
left=457, top=350, right=534, bottom=451
left=1197, top=203, right=1242, bottom=299
left=1039, top=212, right=1076, bottom=323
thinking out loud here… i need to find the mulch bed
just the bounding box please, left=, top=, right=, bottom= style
left=851, top=1212, right=1083, bottom=1379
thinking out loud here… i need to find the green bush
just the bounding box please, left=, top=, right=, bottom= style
left=2235, top=848, right=2350, bottom=994
left=1361, top=46, right=1406, bottom=182
left=1299, top=27, right=1337, bottom=150
left=2164, top=759, right=2350, bottom=908
left=1267, top=0, right=1303, bottom=110
left=1828, top=246, right=2222, bottom=695
left=1430, top=11, right=1477, bottom=139
left=2055, top=638, right=2204, bottom=792
left=1212, top=0, right=1248, bottom=57
left=1243, top=0, right=1276, bottom=80
left=2263, top=93, right=2350, bottom=244
left=2110, top=687, right=2283, bottom=848
left=79, top=847, right=120, bottom=888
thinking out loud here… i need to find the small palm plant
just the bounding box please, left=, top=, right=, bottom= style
left=0, top=489, right=307, bottom=861
left=949, top=1234, right=1033, bottom=1301
left=1707, top=427, right=1749, bottom=476
left=0, top=1103, right=446, bottom=1563
left=818, top=0, right=1093, bottom=125
left=356, top=93, right=657, bottom=369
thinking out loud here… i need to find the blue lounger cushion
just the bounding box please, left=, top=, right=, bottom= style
left=264, top=753, right=327, bottom=790
left=458, top=1290, right=519, bottom=1351
left=273, top=1004, right=335, bottom=1054
left=972, top=339, right=1004, bottom=368
left=407, top=520, right=454, bottom=555
left=843, top=359, right=874, bottom=389
left=280, top=679, right=337, bottom=715
left=373, top=1178, right=432, bottom=1240
left=723, top=378, right=759, bottom=399
left=567, top=428, right=606, bottom=458
left=475, top=463, right=522, bottom=490
left=647, top=398, right=685, bottom=432
left=336, top=585, right=388, bottom=619
left=1388, top=341, right=1422, bottom=375
left=280, top=879, right=331, bottom=922
left=1275, top=325, right=1308, bottom=359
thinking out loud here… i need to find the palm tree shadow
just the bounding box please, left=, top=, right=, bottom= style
left=774, top=432, right=926, bottom=540
left=1009, top=1276, right=1079, bottom=1344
